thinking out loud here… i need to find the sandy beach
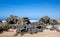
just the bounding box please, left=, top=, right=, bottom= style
left=0, top=29, right=60, bottom=37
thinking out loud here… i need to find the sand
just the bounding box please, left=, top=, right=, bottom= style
left=0, top=29, right=60, bottom=37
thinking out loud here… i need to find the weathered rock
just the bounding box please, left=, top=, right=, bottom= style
left=40, top=16, right=50, bottom=24
left=39, top=16, right=58, bottom=25
left=0, top=22, right=9, bottom=33
left=6, top=15, right=19, bottom=24
left=49, top=19, right=58, bottom=25
left=14, top=25, right=27, bottom=36
left=14, top=21, right=45, bottom=36
left=22, top=16, right=31, bottom=24
left=0, top=20, right=2, bottom=24
left=14, top=17, right=31, bottom=36
left=6, top=15, right=20, bottom=29
left=0, top=15, right=59, bottom=35
left=50, top=25, right=60, bottom=32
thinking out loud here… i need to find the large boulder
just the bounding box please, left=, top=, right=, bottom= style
left=39, top=16, right=58, bottom=25
left=6, top=15, right=20, bottom=29
left=14, top=25, right=28, bottom=36
left=39, top=16, right=50, bottom=24
left=0, top=22, right=9, bottom=33
left=22, top=17, right=31, bottom=24
left=6, top=15, right=19, bottom=24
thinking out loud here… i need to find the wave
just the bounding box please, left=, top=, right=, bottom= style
left=30, top=20, right=38, bottom=22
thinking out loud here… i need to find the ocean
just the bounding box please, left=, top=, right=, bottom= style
left=2, top=20, right=38, bottom=22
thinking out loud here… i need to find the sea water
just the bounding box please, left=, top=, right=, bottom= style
left=2, top=20, right=38, bottom=22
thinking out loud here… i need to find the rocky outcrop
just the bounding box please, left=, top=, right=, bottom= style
left=39, top=16, right=58, bottom=25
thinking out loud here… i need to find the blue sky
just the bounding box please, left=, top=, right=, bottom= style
left=0, top=0, right=60, bottom=20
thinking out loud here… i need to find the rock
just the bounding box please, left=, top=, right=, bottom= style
left=6, top=15, right=20, bottom=29
left=6, top=15, right=19, bottom=24
left=0, top=22, right=9, bottom=33
left=39, top=16, right=58, bottom=25
left=22, top=16, right=31, bottom=24
left=49, top=25, right=60, bottom=32
left=49, top=19, right=58, bottom=25
left=39, top=16, right=50, bottom=24
left=14, top=25, right=27, bottom=36
left=0, top=20, right=2, bottom=24
left=56, top=29, right=60, bottom=32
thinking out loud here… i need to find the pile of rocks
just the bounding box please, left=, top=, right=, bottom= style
left=0, top=15, right=60, bottom=35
